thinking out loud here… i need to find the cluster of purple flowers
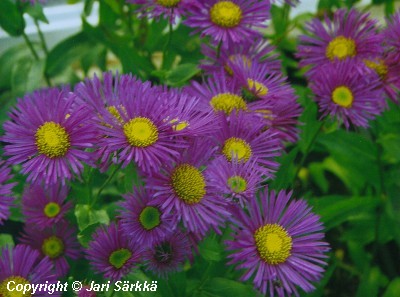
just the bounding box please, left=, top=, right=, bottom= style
left=297, top=8, right=400, bottom=128
left=13, top=2, right=400, bottom=297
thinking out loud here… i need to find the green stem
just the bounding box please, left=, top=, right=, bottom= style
left=91, top=164, right=121, bottom=206
left=216, top=40, right=222, bottom=59
left=22, top=32, right=39, bottom=60
left=34, top=19, right=48, bottom=55
left=292, top=120, right=324, bottom=187
left=162, top=17, right=174, bottom=69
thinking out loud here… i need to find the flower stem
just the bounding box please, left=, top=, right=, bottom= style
left=163, top=17, right=174, bottom=69
left=22, top=32, right=39, bottom=60
left=92, top=164, right=122, bottom=206
left=292, top=120, right=324, bottom=187
left=34, top=19, right=48, bottom=55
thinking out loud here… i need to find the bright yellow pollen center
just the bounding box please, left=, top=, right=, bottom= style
left=0, top=276, right=31, bottom=297
left=171, top=164, right=206, bottom=204
left=227, top=176, right=247, bottom=193
left=35, top=121, right=70, bottom=158
left=332, top=86, right=354, bottom=108
left=247, top=79, right=268, bottom=96
left=43, top=202, right=61, bottom=218
left=123, top=117, right=159, bottom=147
left=210, top=93, right=247, bottom=114
left=210, top=1, right=242, bottom=28
left=254, top=223, right=292, bottom=265
left=41, top=236, right=64, bottom=259
left=364, top=59, right=388, bottom=79
left=326, top=36, right=356, bottom=60
left=156, top=0, right=180, bottom=7
left=222, top=137, right=252, bottom=162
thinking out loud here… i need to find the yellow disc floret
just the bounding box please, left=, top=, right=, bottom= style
left=326, top=36, right=356, bottom=60
left=0, top=276, right=32, bottom=297
left=254, top=223, right=293, bottom=265
left=44, top=202, right=61, bottom=218
left=41, top=236, right=64, bottom=259
left=222, top=137, right=252, bottom=162
left=210, top=1, right=242, bottom=28
left=35, top=121, right=70, bottom=158
left=332, top=85, right=354, bottom=108
left=156, top=0, right=180, bottom=8
left=171, top=164, right=206, bottom=204
left=210, top=93, right=247, bottom=114
left=227, top=176, right=247, bottom=193
left=364, top=59, right=388, bottom=79
left=247, top=79, right=268, bottom=96
left=123, top=117, right=159, bottom=147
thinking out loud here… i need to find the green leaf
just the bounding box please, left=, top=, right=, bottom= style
left=356, top=266, right=388, bottom=297
left=202, top=278, right=260, bottom=297
left=270, top=147, right=299, bottom=191
left=77, top=223, right=101, bottom=248
left=0, top=0, right=25, bottom=36
left=74, top=204, right=110, bottom=231
left=307, top=195, right=379, bottom=230
left=309, top=162, right=329, bottom=193
left=378, top=133, right=400, bottom=164
left=46, top=32, right=95, bottom=77
left=198, top=235, right=222, bottom=262
left=25, top=4, right=49, bottom=24
left=0, top=234, right=14, bottom=249
left=11, top=58, right=45, bottom=97
left=383, top=278, right=400, bottom=297
left=166, top=63, right=200, bottom=87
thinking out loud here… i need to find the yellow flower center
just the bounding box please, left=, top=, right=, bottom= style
left=43, top=202, right=61, bottom=218
left=332, top=86, right=353, bottom=108
left=171, top=164, right=206, bottom=204
left=41, top=236, right=64, bottom=259
left=364, top=59, right=388, bottom=79
left=123, top=117, right=159, bottom=147
left=210, top=1, right=242, bottom=28
left=109, top=248, right=132, bottom=269
left=0, top=276, right=31, bottom=297
left=156, top=0, right=180, bottom=7
left=247, top=79, right=268, bottom=96
left=326, top=36, right=356, bottom=60
left=210, top=93, right=247, bottom=114
left=254, top=223, right=292, bottom=265
left=35, top=122, right=70, bottom=158
left=227, top=175, right=247, bottom=193
left=222, top=137, right=252, bottom=162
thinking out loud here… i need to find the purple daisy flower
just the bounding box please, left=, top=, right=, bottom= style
left=0, top=160, right=16, bottom=225
left=21, top=183, right=72, bottom=229
left=226, top=188, right=330, bottom=296
left=230, top=59, right=302, bottom=142
left=147, top=139, right=231, bottom=237
left=206, top=156, right=262, bottom=207
left=215, top=111, right=281, bottom=179
left=143, top=230, right=192, bottom=278
left=164, top=88, right=221, bottom=137
left=0, top=244, right=59, bottom=296
left=200, top=37, right=280, bottom=75
left=297, top=8, right=383, bottom=76
left=185, top=71, right=249, bottom=115
left=2, top=87, right=96, bottom=185
left=19, top=222, right=81, bottom=278
left=184, top=0, right=270, bottom=44
left=86, top=222, right=141, bottom=281
left=127, top=0, right=189, bottom=23
left=309, top=59, right=386, bottom=128
left=119, top=186, right=178, bottom=248
left=93, top=77, right=188, bottom=174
